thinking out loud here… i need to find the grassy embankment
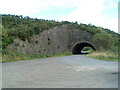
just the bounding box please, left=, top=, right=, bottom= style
left=82, top=46, right=118, bottom=62
left=1, top=49, right=71, bottom=63
left=2, top=50, right=119, bottom=63
left=86, top=51, right=118, bottom=62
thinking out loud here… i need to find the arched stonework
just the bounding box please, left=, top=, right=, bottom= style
left=72, top=42, right=96, bottom=54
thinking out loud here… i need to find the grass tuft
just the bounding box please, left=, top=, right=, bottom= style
left=87, top=51, right=118, bottom=62
left=1, top=49, right=71, bottom=63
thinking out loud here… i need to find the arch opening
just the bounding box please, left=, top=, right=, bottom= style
left=72, top=42, right=96, bottom=55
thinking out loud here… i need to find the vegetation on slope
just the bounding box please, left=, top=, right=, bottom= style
left=2, top=49, right=71, bottom=63
left=1, top=14, right=120, bottom=62
left=87, top=30, right=119, bottom=62
left=87, top=51, right=118, bottom=62
left=2, top=14, right=63, bottom=49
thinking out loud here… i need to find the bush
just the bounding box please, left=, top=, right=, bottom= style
left=93, top=33, right=115, bottom=50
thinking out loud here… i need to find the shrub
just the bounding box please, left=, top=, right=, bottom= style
left=93, top=33, right=115, bottom=50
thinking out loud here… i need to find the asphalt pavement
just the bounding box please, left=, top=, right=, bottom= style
left=2, top=55, right=118, bottom=88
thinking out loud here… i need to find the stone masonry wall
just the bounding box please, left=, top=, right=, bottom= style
left=7, top=24, right=93, bottom=54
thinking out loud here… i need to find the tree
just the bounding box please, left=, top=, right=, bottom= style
left=93, top=33, right=115, bottom=50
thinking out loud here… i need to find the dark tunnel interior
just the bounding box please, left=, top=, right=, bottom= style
left=72, top=42, right=96, bottom=55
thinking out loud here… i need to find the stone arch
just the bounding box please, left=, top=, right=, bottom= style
left=72, top=42, right=96, bottom=54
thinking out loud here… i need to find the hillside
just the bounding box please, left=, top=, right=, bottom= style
left=1, top=14, right=119, bottom=62
left=1, top=14, right=119, bottom=48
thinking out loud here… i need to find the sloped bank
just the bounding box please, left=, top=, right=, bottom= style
left=7, top=24, right=93, bottom=55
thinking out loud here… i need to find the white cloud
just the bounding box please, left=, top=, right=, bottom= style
left=60, top=0, right=105, bottom=21
left=104, top=0, right=119, bottom=8
left=0, top=0, right=118, bottom=32
left=0, top=0, right=41, bottom=15
left=0, top=0, right=76, bottom=15
left=58, top=0, right=118, bottom=32
left=0, top=0, right=62, bottom=15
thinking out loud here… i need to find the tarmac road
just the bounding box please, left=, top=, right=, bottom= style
left=2, top=55, right=118, bottom=88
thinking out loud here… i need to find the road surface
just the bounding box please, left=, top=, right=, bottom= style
left=2, top=55, right=118, bottom=88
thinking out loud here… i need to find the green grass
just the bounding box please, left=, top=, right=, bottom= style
left=87, top=51, right=118, bottom=62
left=1, top=49, right=71, bottom=63
left=1, top=49, right=119, bottom=63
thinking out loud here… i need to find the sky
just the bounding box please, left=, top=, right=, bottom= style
left=0, top=0, right=119, bottom=33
